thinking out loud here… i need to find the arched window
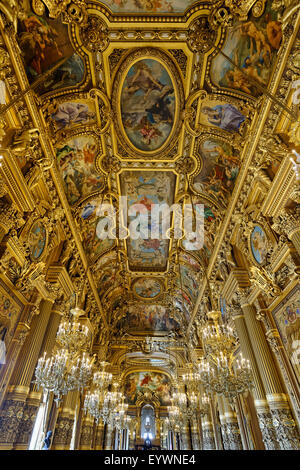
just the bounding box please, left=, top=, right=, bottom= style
left=141, top=404, right=155, bottom=441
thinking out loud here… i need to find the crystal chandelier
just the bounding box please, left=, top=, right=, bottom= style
left=167, top=403, right=181, bottom=432
left=35, top=302, right=94, bottom=402
left=84, top=376, right=129, bottom=428
left=56, top=307, right=90, bottom=352
left=198, top=311, right=253, bottom=404
left=93, top=362, right=113, bottom=388
left=113, top=396, right=129, bottom=431
left=84, top=388, right=106, bottom=424
left=172, top=388, right=199, bottom=421
left=35, top=349, right=93, bottom=402
left=83, top=363, right=113, bottom=424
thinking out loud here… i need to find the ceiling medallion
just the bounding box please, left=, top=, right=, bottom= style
left=249, top=224, right=268, bottom=266
left=132, top=277, right=163, bottom=301
left=80, top=16, right=109, bottom=53
left=112, top=48, right=184, bottom=159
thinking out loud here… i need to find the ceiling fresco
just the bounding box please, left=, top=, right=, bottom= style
left=119, top=170, right=176, bottom=271
left=98, top=0, right=198, bottom=14
left=11, top=0, right=288, bottom=355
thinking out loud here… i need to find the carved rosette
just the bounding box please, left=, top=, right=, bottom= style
left=80, top=17, right=109, bottom=53
left=187, top=18, right=217, bottom=53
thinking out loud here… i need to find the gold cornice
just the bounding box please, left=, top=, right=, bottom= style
left=46, top=264, right=75, bottom=298
left=261, top=156, right=297, bottom=217
left=221, top=268, right=251, bottom=303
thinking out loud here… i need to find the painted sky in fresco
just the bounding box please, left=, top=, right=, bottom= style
left=99, top=0, right=197, bottom=14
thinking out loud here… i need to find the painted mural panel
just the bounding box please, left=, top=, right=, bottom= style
left=56, top=136, right=105, bottom=205
left=118, top=304, right=180, bottom=332
left=199, top=100, right=246, bottom=133
left=177, top=265, right=199, bottom=302
left=99, top=0, right=195, bottom=14
left=211, top=5, right=282, bottom=96
left=174, top=289, right=192, bottom=324
left=121, top=59, right=175, bottom=152
left=51, top=100, right=96, bottom=130
left=192, top=139, right=240, bottom=206
left=120, top=171, right=176, bottom=270
left=272, top=287, right=300, bottom=386
left=133, top=278, right=162, bottom=299
left=124, top=372, right=172, bottom=406
left=37, top=53, right=85, bottom=94
left=28, top=220, right=47, bottom=261
left=97, top=268, right=118, bottom=298
left=182, top=205, right=218, bottom=267
left=80, top=207, right=115, bottom=264
left=18, top=2, right=84, bottom=92
left=250, top=225, right=268, bottom=264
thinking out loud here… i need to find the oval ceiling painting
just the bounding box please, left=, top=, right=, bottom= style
left=133, top=277, right=162, bottom=300
left=28, top=220, right=47, bottom=261
left=250, top=225, right=268, bottom=265
left=120, top=58, right=176, bottom=152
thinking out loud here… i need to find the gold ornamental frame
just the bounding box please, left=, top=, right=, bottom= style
left=111, top=47, right=185, bottom=160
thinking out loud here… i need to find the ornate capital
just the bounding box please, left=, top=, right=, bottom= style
left=249, top=266, right=281, bottom=298
left=272, top=207, right=300, bottom=240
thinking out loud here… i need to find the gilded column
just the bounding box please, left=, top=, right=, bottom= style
left=201, top=402, right=216, bottom=450
left=217, top=395, right=229, bottom=450
left=256, top=306, right=300, bottom=429
left=15, top=305, right=61, bottom=449
left=222, top=397, right=243, bottom=450
left=240, top=295, right=300, bottom=450
left=0, top=322, right=30, bottom=410
left=78, top=414, right=94, bottom=450
left=201, top=416, right=216, bottom=450
left=191, top=417, right=200, bottom=450
left=94, top=422, right=104, bottom=450
left=104, top=423, right=113, bottom=450
left=231, top=304, right=278, bottom=449
left=51, top=391, right=77, bottom=450
left=0, top=299, right=53, bottom=449
left=180, top=420, right=191, bottom=450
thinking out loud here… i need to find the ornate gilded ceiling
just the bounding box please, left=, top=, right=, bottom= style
left=1, top=0, right=293, bottom=348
